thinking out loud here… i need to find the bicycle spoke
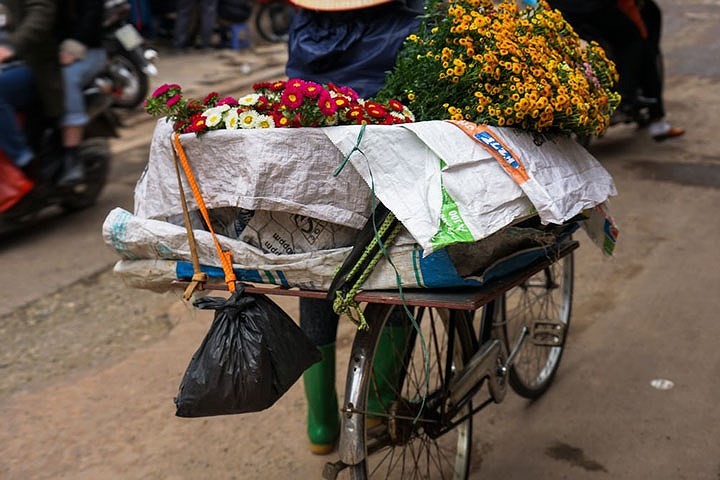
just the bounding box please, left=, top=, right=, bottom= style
left=501, top=253, right=573, bottom=399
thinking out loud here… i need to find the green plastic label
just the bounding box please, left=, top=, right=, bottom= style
left=430, top=178, right=474, bottom=250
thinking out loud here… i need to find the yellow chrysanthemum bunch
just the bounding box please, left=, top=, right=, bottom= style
left=378, top=0, right=621, bottom=136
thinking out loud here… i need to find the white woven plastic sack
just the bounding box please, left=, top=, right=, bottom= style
left=324, top=121, right=617, bottom=253
left=103, top=208, right=553, bottom=292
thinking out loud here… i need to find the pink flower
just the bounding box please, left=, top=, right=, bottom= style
left=217, top=96, right=238, bottom=107
left=328, top=83, right=359, bottom=101
left=287, top=78, right=305, bottom=90
left=303, top=81, right=323, bottom=98
left=166, top=94, right=182, bottom=107
left=151, top=83, right=180, bottom=98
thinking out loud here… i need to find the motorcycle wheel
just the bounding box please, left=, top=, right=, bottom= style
left=255, top=1, right=294, bottom=43
left=61, top=138, right=110, bottom=212
left=108, top=51, right=149, bottom=109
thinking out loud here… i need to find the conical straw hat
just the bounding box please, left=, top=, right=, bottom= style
left=290, top=0, right=393, bottom=11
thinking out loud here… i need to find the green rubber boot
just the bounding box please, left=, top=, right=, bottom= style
left=366, top=324, right=413, bottom=418
left=303, top=343, right=340, bottom=455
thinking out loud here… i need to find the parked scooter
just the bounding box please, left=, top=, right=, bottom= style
left=102, top=0, right=158, bottom=109
left=0, top=64, right=119, bottom=235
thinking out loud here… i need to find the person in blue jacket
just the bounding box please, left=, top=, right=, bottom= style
left=285, top=0, right=422, bottom=455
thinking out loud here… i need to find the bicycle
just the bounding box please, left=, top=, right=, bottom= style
left=221, top=219, right=577, bottom=480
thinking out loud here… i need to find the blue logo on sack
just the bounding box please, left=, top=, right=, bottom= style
left=474, top=131, right=521, bottom=170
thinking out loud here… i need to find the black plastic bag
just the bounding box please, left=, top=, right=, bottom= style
left=175, top=288, right=321, bottom=417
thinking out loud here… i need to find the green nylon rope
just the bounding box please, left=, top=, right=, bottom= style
left=332, top=214, right=402, bottom=329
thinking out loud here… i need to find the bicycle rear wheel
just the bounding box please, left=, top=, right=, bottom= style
left=344, top=304, right=475, bottom=480
left=497, top=251, right=574, bottom=399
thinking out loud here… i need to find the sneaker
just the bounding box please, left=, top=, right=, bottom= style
left=57, top=151, right=84, bottom=186
left=649, top=119, right=685, bottom=142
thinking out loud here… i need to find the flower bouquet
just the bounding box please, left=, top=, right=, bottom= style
left=145, top=79, right=415, bottom=135
left=377, top=0, right=621, bottom=137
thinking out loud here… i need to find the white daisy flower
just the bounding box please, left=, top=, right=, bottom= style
left=402, top=107, right=415, bottom=122
left=256, top=114, right=275, bottom=129
left=238, top=93, right=261, bottom=106
left=223, top=108, right=239, bottom=129
left=202, top=105, right=231, bottom=127
left=324, top=113, right=338, bottom=126
left=238, top=110, right=259, bottom=129
left=390, top=111, right=405, bottom=121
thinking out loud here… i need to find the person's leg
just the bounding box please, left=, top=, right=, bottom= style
left=638, top=0, right=663, bottom=118
left=173, top=0, right=197, bottom=49
left=199, top=0, right=219, bottom=49
left=365, top=309, right=413, bottom=417
left=639, top=0, right=683, bottom=140
left=0, top=64, right=36, bottom=167
left=300, top=297, right=340, bottom=455
left=57, top=49, right=109, bottom=185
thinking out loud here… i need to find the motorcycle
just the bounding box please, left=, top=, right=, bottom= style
left=102, top=0, right=158, bottom=109
left=254, top=0, right=295, bottom=43
left=0, top=63, right=119, bottom=236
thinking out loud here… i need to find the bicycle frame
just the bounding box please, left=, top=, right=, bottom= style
left=332, top=238, right=578, bottom=471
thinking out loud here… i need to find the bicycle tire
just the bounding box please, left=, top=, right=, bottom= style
left=497, top=250, right=574, bottom=399
left=107, top=52, right=149, bottom=109
left=344, top=304, right=475, bottom=480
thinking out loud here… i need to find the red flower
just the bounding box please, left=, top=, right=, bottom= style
left=387, top=99, right=404, bottom=112
left=173, top=119, right=187, bottom=132
left=270, top=80, right=286, bottom=91
left=281, top=89, right=304, bottom=109
left=253, top=81, right=272, bottom=90
left=364, top=102, right=388, bottom=119
left=346, top=105, right=365, bottom=123
left=333, top=96, right=349, bottom=109
left=272, top=109, right=290, bottom=127
left=189, top=113, right=208, bottom=133
left=317, top=90, right=338, bottom=115
left=186, top=99, right=204, bottom=115
left=203, top=92, right=219, bottom=106
left=255, top=95, right=271, bottom=112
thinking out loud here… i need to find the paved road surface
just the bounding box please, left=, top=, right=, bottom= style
left=1, top=3, right=719, bottom=479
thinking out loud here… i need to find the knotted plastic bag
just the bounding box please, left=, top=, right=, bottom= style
left=175, top=287, right=321, bottom=417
